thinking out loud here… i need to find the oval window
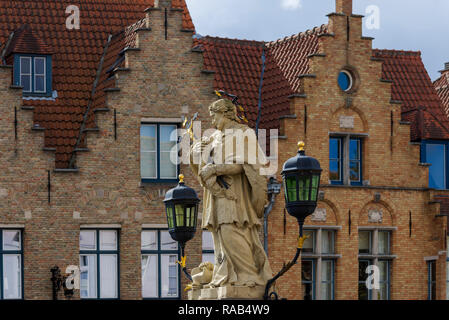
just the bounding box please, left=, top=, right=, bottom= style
left=338, top=70, right=353, bottom=92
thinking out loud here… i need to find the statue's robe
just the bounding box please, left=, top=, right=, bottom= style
left=191, top=122, right=272, bottom=287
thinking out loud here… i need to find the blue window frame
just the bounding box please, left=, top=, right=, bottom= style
left=0, top=229, right=24, bottom=300
left=141, top=229, right=180, bottom=299
left=329, top=138, right=342, bottom=183
left=79, top=229, right=119, bottom=299
left=349, top=138, right=362, bottom=184
left=421, top=140, right=448, bottom=190
left=141, top=124, right=179, bottom=183
left=13, top=54, right=52, bottom=96
left=330, top=137, right=363, bottom=185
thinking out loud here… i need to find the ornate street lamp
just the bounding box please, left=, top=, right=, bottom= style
left=264, top=141, right=322, bottom=300
left=163, top=174, right=200, bottom=281
left=282, top=141, right=322, bottom=226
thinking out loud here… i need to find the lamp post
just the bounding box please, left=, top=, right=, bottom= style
left=163, top=174, right=200, bottom=281
left=264, top=141, right=322, bottom=300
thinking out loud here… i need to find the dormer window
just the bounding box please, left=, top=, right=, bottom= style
left=13, top=55, right=52, bottom=96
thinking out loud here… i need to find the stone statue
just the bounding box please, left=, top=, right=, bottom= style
left=191, top=262, right=214, bottom=289
left=189, top=99, right=272, bottom=297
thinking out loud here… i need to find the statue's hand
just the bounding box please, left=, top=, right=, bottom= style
left=199, top=163, right=216, bottom=182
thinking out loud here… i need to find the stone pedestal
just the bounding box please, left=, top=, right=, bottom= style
left=187, top=288, right=202, bottom=300
left=188, top=285, right=265, bottom=300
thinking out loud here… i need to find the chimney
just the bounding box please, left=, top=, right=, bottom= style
left=445, top=62, right=449, bottom=71
left=336, top=0, right=353, bottom=15
left=156, top=0, right=172, bottom=8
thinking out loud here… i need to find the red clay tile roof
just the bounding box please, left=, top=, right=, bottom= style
left=263, top=25, right=328, bottom=131
left=266, top=25, right=328, bottom=93
left=0, top=0, right=194, bottom=168
left=3, top=24, right=53, bottom=56
left=102, top=26, right=446, bottom=154
left=1, top=1, right=447, bottom=168
left=193, top=25, right=328, bottom=134
left=172, top=0, right=195, bottom=30
left=434, top=71, right=449, bottom=118
left=373, top=49, right=449, bottom=141
left=194, top=36, right=266, bottom=127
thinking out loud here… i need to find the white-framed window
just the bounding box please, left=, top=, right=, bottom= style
left=19, top=57, right=32, bottom=93
left=301, top=227, right=340, bottom=300
left=16, top=55, right=50, bottom=95
left=79, top=229, right=119, bottom=299
left=0, top=229, right=23, bottom=300
left=358, top=228, right=395, bottom=300
left=141, top=229, right=180, bottom=299
left=330, top=135, right=363, bottom=185
left=141, top=124, right=179, bottom=181
left=33, top=57, right=46, bottom=93
left=338, top=70, right=354, bottom=92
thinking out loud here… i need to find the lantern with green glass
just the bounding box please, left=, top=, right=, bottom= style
left=281, top=141, right=322, bottom=226
left=265, top=141, right=322, bottom=300
left=163, top=174, right=200, bottom=281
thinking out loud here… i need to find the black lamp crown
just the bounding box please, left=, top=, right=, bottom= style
left=281, top=141, right=322, bottom=225
left=163, top=174, right=200, bottom=245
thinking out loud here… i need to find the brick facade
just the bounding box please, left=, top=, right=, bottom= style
left=267, top=8, right=449, bottom=300
left=0, top=0, right=448, bottom=300
left=0, top=3, right=209, bottom=300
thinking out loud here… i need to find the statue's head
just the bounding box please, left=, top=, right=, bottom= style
left=208, top=99, right=238, bottom=130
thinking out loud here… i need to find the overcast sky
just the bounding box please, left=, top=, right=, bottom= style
left=185, top=0, right=449, bottom=81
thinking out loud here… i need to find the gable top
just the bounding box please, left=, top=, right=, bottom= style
left=373, top=49, right=449, bottom=140
left=434, top=68, right=449, bottom=120
left=3, top=24, right=52, bottom=58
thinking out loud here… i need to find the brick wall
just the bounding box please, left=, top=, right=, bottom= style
left=0, top=0, right=448, bottom=301
left=266, top=11, right=449, bottom=300
left=0, top=4, right=215, bottom=300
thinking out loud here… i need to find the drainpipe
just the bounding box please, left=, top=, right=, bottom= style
left=264, top=177, right=282, bottom=254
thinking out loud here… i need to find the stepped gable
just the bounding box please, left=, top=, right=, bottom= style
left=0, top=0, right=193, bottom=168
left=434, top=70, right=449, bottom=118
left=193, top=25, right=328, bottom=133
left=373, top=49, right=449, bottom=141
